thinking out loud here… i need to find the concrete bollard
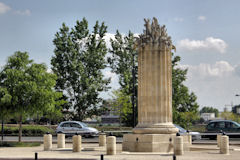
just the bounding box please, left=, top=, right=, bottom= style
left=43, top=133, right=52, bottom=151
left=187, top=134, right=192, bottom=145
left=99, top=133, right=106, bottom=147
left=57, top=133, right=65, bottom=148
left=174, top=136, right=184, bottom=155
left=107, top=136, right=116, bottom=155
left=72, top=135, right=82, bottom=152
left=220, top=135, right=229, bottom=154
left=217, top=134, right=222, bottom=148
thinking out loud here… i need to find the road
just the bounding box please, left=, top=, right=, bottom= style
left=1, top=136, right=123, bottom=143
left=2, top=136, right=240, bottom=145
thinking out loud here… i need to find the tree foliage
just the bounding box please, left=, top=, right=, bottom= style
left=110, top=89, right=133, bottom=126
left=108, top=31, right=137, bottom=126
left=221, top=111, right=240, bottom=123
left=172, top=55, right=199, bottom=128
left=51, top=18, right=110, bottom=121
left=108, top=31, right=199, bottom=128
left=0, top=51, right=63, bottom=142
left=200, top=106, right=219, bottom=117
left=108, top=31, right=137, bottom=95
left=0, top=87, right=12, bottom=117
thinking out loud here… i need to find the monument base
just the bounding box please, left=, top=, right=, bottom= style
left=133, top=123, right=179, bottom=134
left=122, top=134, right=191, bottom=153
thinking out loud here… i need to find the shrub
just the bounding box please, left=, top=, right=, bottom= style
left=0, top=125, right=54, bottom=136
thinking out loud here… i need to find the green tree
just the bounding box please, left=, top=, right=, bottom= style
left=200, top=106, right=219, bottom=117
left=0, top=87, right=12, bottom=141
left=108, top=31, right=137, bottom=95
left=0, top=51, right=63, bottom=142
left=0, top=87, right=12, bottom=118
left=108, top=32, right=199, bottom=128
left=172, top=55, right=199, bottom=128
left=111, top=89, right=133, bottom=126
left=220, top=111, right=240, bottom=123
left=51, top=18, right=110, bottom=121
left=108, top=31, right=137, bottom=126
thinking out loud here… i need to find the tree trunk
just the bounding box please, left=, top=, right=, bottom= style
left=18, top=115, right=22, bottom=142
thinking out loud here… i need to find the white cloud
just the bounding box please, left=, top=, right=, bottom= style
left=177, top=37, right=227, bottom=54
left=182, top=61, right=234, bottom=79
left=0, top=2, right=11, bottom=14
left=174, top=17, right=184, bottom=22
left=103, top=69, right=119, bottom=90
left=179, top=61, right=240, bottom=111
left=14, top=9, right=31, bottom=16
left=234, top=65, right=240, bottom=77
left=103, top=33, right=115, bottom=49
left=198, top=16, right=206, bottom=21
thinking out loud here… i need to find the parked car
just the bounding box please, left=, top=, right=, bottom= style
left=56, top=121, right=99, bottom=137
left=174, top=124, right=201, bottom=141
left=205, top=120, right=240, bottom=139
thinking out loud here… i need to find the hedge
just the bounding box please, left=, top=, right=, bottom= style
left=0, top=125, right=55, bottom=136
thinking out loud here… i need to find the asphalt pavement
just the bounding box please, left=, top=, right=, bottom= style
left=1, top=136, right=123, bottom=143
left=2, top=136, right=240, bottom=145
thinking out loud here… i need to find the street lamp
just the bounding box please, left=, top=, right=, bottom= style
left=236, top=94, right=240, bottom=97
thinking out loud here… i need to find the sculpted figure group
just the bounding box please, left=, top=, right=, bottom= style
left=138, top=17, right=175, bottom=51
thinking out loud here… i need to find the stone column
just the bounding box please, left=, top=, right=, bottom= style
left=122, top=17, right=178, bottom=153
left=133, top=21, right=177, bottom=134
left=57, top=133, right=65, bottom=148
left=43, top=134, right=52, bottom=151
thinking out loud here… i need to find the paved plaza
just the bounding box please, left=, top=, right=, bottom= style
left=0, top=143, right=240, bottom=160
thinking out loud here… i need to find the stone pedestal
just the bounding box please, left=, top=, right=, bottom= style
left=123, top=134, right=174, bottom=153
left=220, top=136, right=229, bottom=155
left=43, top=134, right=52, bottom=151
left=182, top=135, right=191, bottom=151
left=72, top=135, right=82, bottom=152
left=107, top=136, right=116, bottom=155
left=99, top=133, right=106, bottom=147
left=57, top=134, right=65, bottom=148
left=217, top=134, right=222, bottom=148
left=174, top=136, right=184, bottom=155
left=123, top=18, right=178, bottom=153
left=187, top=134, right=192, bottom=145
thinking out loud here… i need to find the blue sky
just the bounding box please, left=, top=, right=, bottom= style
left=1, top=0, right=240, bottom=111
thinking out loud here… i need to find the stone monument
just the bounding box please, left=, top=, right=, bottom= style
left=122, top=17, right=178, bottom=153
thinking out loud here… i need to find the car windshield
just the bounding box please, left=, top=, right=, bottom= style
left=232, top=121, right=240, bottom=127
left=174, top=124, right=186, bottom=133
left=80, top=122, right=88, bottom=127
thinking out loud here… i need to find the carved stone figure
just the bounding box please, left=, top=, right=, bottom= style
left=138, top=17, right=175, bottom=51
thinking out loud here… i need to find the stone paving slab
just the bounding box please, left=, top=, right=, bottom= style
left=0, top=143, right=240, bottom=160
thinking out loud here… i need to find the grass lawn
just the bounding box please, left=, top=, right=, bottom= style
left=0, top=141, right=41, bottom=147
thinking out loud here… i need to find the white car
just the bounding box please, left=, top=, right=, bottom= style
left=174, top=124, right=201, bottom=141
left=56, top=121, right=99, bottom=137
